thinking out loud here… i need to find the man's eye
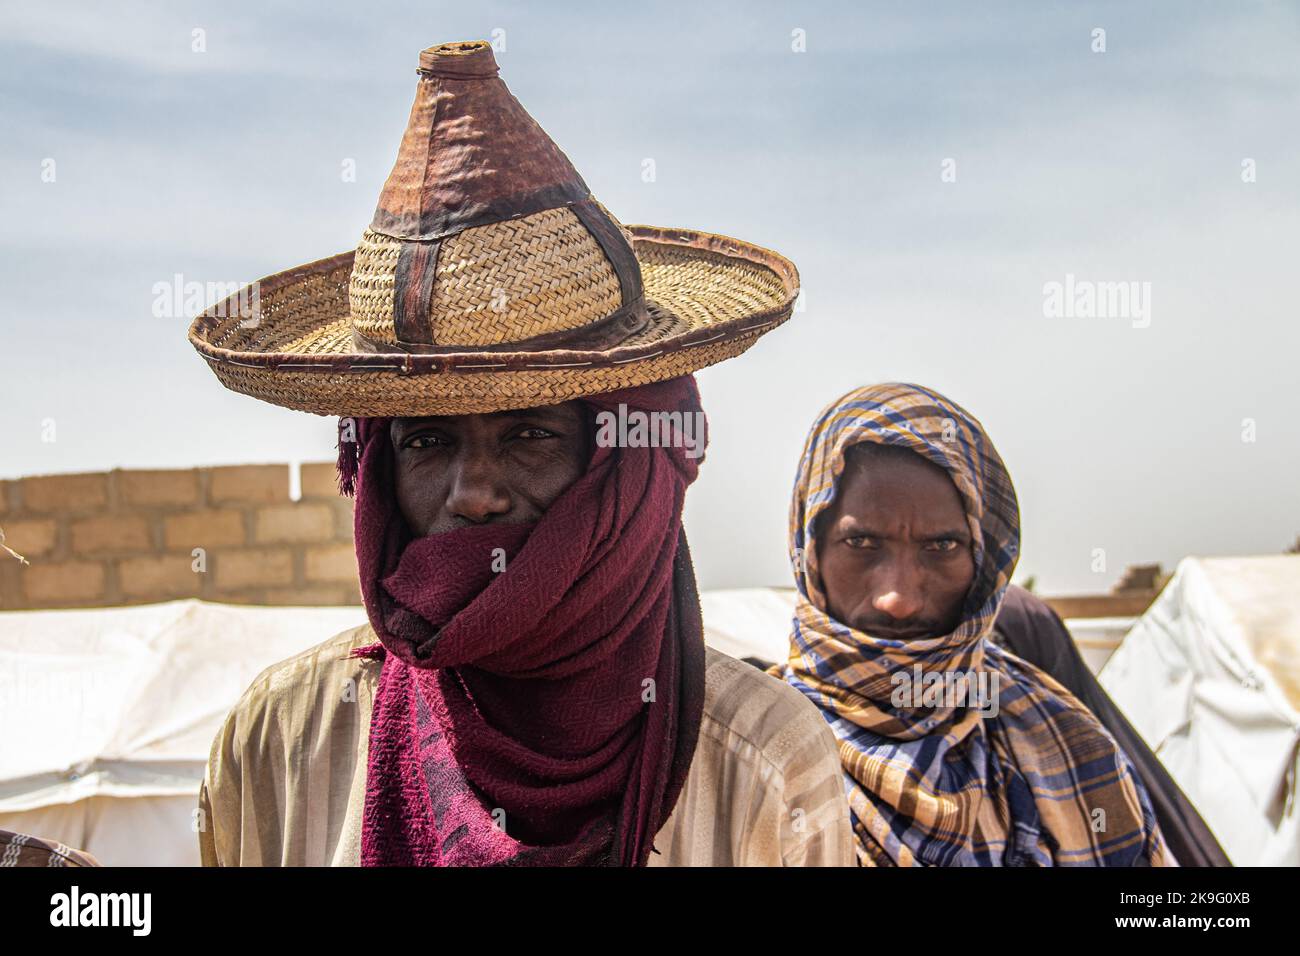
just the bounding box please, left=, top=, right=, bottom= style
left=405, top=434, right=449, bottom=449
left=844, top=536, right=878, bottom=549
left=517, top=427, right=556, bottom=440
left=928, top=539, right=959, bottom=552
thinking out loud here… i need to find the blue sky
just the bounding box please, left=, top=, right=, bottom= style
left=2, top=1, right=1298, bottom=594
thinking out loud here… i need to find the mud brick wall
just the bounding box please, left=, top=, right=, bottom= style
left=0, top=463, right=360, bottom=610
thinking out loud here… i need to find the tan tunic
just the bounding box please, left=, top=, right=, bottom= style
left=197, top=623, right=855, bottom=867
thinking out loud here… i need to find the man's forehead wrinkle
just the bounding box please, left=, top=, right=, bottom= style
left=845, top=439, right=950, bottom=479
left=834, top=509, right=968, bottom=540
left=831, top=458, right=969, bottom=532
left=843, top=443, right=966, bottom=501
left=836, top=509, right=969, bottom=535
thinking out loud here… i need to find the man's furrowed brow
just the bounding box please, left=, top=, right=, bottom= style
left=834, top=520, right=970, bottom=542
left=836, top=520, right=886, bottom=536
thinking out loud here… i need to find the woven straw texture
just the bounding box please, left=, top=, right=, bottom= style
left=191, top=226, right=798, bottom=417
left=349, top=205, right=624, bottom=348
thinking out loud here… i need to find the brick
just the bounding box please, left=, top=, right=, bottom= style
left=215, top=548, right=293, bottom=590
left=299, top=462, right=341, bottom=499
left=21, top=473, right=108, bottom=513
left=116, top=469, right=200, bottom=508
left=264, top=585, right=360, bottom=606
left=304, top=543, right=357, bottom=584
left=118, top=554, right=203, bottom=599
left=208, top=590, right=260, bottom=606
left=163, top=510, right=246, bottom=550
left=253, top=504, right=334, bottom=544
left=0, top=557, right=19, bottom=609
left=208, top=465, right=289, bottom=504
left=330, top=500, right=355, bottom=541
left=70, top=514, right=152, bottom=554
left=0, top=518, right=59, bottom=559
left=24, top=561, right=106, bottom=603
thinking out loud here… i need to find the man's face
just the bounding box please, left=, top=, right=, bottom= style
left=815, top=444, right=976, bottom=640
left=390, top=401, right=592, bottom=536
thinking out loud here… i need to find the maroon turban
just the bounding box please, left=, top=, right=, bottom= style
left=336, top=376, right=707, bottom=866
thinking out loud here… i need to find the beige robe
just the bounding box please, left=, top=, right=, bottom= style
left=198, top=623, right=855, bottom=866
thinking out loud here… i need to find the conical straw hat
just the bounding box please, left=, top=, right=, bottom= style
left=188, top=40, right=800, bottom=417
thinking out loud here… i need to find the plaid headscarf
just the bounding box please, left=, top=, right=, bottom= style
left=777, top=383, right=1171, bottom=866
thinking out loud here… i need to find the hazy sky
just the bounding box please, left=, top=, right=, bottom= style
left=2, top=1, right=1297, bottom=595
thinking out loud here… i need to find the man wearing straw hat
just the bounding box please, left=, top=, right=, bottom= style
left=190, top=41, right=854, bottom=867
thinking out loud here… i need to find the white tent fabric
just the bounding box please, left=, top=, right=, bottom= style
left=1099, top=555, right=1300, bottom=866
left=0, top=600, right=367, bottom=866
left=1063, top=617, right=1135, bottom=674
left=6, top=566, right=1293, bottom=867
left=699, top=588, right=798, bottom=665
left=0, top=594, right=806, bottom=865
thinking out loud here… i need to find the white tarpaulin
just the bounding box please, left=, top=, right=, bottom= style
left=1099, top=555, right=1300, bottom=866
left=0, top=600, right=367, bottom=866
left=699, top=588, right=797, bottom=664
left=6, top=568, right=1292, bottom=867
left=0, top=594, right=803, bottom=865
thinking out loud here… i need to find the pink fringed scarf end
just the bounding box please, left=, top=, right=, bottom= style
left=336, top=417, right=361, bottom=498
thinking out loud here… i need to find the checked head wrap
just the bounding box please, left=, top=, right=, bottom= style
left=778, top=383, right=1171, bottom=867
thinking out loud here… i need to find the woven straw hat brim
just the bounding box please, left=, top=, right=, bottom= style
left=189, top=225, right=799, bottom=417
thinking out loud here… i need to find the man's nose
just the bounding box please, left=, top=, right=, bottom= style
left=871, top=560, right=925, bottom=620
left=444, top=452, right=511, bottom=524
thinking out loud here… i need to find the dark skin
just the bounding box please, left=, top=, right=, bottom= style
left=390, top=401, right=593, bottom=536
left=815, top=443, right=976, bottom=640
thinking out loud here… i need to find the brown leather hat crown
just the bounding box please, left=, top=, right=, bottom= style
left=189, top=39, right=800, bottom=417
left=349, top=41, right=653, bottom=356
